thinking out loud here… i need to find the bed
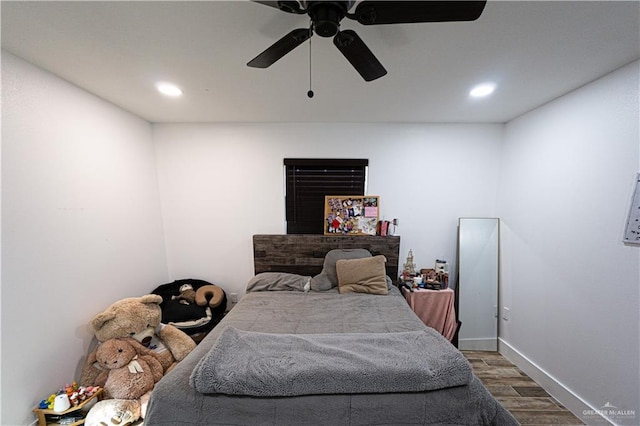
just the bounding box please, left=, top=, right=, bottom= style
left=145, top=235, right=518, bottom=425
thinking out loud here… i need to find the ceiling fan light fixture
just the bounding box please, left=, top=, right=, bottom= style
left=469, top=82, right=496, bottom=98
left=308, top=1, right=349, bottom=37
left=156, top=82, right=183, bottom=97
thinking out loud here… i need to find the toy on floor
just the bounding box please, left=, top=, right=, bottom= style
left=172, top=283, right=197, bottom=304
left=84, top=398, right=142, bottom=426
left=171, top=283, right=224, bottom=308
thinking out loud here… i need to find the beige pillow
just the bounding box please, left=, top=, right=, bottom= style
left=336, top=255, right=388, bottom=295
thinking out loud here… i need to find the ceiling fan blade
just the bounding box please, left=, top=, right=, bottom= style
left=248, top=28, right=312, bottom=68
left=252, top=1, right=305, bottom=14
left=333, top=30, right=387, bottom=82
left=350, top=1, right=487, bottom=25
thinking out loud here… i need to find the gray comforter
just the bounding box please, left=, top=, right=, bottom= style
left=145, top=288, right=519, bottom=425
left=191, top=327, right=472, bottom=396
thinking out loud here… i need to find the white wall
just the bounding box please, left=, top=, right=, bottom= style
left=497, top=61, right=640, bottom=424
left=1, top=52, right=169, bottom=425
left=153, top=123, right=503, bottom=296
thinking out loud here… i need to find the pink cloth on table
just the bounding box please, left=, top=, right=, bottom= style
left=402, top=287, right=457, bottom=341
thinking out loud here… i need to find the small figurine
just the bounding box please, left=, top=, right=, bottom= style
left=423, top=268, right=441, bottom=290
left=403, top=249, right=416, bottom=276
left=435, top=259, right=448, bottom=275
left=435, top=259, right=449, bottom=288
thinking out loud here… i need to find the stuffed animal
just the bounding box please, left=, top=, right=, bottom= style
left=92, top=338, right=163, bottom=400
left=84, top=398, right=142, bottom=426
left=171, top=283, right=224, bottom=308
left=172, top=283, right=197, bottom=305
left=80, top=294, right=196, bottom=387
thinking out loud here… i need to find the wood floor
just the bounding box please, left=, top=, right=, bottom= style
left=135, top=350, right=583, bottom=426
left=463, top=350, right=585, bottom=425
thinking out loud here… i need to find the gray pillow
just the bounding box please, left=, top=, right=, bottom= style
left=385, top=275, right=394, bottom=291
left=310, top=249, right=372, bottom=291
left=246, top=272, right=311, bottom=293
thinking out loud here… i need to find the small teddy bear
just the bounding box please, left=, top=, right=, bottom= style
left=172, top=283, right=197, bottom=305
left=93, top=337, right=164, bottom=400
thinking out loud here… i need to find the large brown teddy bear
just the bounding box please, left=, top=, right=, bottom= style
left=92, top=337, right=164, bottom=400
left=80, top=294, right=196, bottom=387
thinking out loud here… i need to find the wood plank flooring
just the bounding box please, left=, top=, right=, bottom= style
left=463, top=350, right=585, bottom=425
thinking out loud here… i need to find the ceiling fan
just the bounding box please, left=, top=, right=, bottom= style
left=247, top=1, right=487, bottom=82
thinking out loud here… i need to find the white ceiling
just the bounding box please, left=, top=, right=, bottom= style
left=2, top=1, right=639, bottom=123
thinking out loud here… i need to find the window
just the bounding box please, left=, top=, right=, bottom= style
left=284, top=158, right=368, bottom=234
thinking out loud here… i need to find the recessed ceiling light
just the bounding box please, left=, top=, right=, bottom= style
left=469, top=83, right=496, bottom=98
left=156, top=82, right=183, bottom=97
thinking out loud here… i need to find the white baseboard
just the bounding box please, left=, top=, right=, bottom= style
left=459, top=337, right=498, bottom=351
left=498, top=338, right=614, bottom=426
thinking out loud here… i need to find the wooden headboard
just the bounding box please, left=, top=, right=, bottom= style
left=253, top=234, right=401, bottom=279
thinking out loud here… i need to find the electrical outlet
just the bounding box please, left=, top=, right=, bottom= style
left=502, top=307, right=510, bottom=321
left=230, top=293, right=238, bottom=303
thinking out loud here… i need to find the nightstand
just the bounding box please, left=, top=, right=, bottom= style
left=402, top=287, right=457, bottom=341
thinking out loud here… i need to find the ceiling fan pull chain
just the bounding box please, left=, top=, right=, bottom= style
left=307, top=34, right=314, bottom=98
